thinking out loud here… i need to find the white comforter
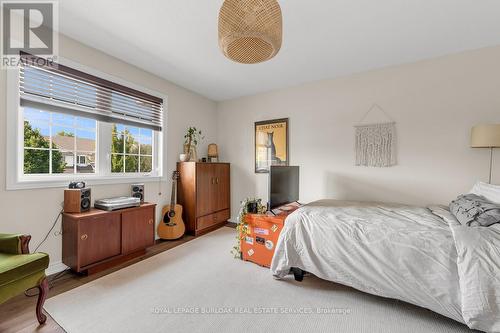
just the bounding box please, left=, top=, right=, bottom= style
left=270, top=200, right=500, bottom=332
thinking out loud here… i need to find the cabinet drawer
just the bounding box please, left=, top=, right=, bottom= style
left=196, top=209, right=230, bottom=230
left=217, top=209, right=230, bottom=223
left=197, top=213, right=218, bottom=230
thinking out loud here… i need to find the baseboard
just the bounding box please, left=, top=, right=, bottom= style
left=46, top=261, right=69, bottom=276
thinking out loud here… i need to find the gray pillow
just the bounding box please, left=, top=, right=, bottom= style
left=449, top=194, right=500, bottom=227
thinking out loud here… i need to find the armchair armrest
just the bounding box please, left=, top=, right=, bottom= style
left=0, top=233, right=31, bottom=254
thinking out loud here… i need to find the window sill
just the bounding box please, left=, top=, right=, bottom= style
left=6, top=174, right=165, bottom=191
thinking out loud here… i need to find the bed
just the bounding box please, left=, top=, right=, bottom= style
left=270, top=200, right=500, bottom=332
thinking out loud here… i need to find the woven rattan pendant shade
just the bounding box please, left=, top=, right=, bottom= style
left=218, top=0, right=282, bottom=64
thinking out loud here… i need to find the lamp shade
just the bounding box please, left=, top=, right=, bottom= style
left=471, top=124, right=500, bottom=148
left=218, top=0, right=282, bottom=64
left=208, top=143, right=219, bottom=158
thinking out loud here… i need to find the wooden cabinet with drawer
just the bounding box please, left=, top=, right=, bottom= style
left=177, top=162, right=231, bottom=236
left=62, top=203, right=156, bottom=274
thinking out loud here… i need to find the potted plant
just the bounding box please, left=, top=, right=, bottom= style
left=231, top=198, right=266, bottom=259
left=182, top=127, right=203, bottom=162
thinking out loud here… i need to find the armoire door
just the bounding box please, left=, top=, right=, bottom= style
left=196, top=163, right=217, bottom=216
left=215, top=164, right=230, bottom=211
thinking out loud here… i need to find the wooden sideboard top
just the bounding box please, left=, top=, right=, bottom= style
left=63, top=202, right=156, bottom=219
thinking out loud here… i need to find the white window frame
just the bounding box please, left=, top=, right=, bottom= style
left=6, top=57, right=166, bottom=190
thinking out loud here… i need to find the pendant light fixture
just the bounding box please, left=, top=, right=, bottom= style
left=218, top=0, right=283, bottom=64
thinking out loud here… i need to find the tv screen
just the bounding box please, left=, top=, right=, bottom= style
left=269, top=166, right=299, bottom=210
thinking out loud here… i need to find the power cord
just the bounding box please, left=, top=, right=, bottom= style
left=33, top=209, right=63, bottom=253
left=23, top=208, right=65, bottom=297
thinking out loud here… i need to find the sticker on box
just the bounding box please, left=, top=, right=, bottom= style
left=256, top=236, right=265, bottom=245
left=245, top=236, right=254, bottom=245
left=247, top=249, right=254, bottom=257
left=254, top=228, right=269, bottom=235
left=270, top=225, right=278, bottom=233
left=265, top=240, right=274, bottom=250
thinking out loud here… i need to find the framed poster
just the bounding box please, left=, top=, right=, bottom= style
left=255, top=118, right=289, bottom=173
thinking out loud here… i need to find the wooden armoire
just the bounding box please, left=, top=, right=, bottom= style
left=177, top=162, right=230, bottom=236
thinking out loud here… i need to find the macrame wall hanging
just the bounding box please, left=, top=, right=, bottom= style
left=354, top=104, right=397, bottom=167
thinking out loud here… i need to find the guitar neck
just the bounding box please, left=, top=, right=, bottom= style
left=170, top=179, right=176, bottom=208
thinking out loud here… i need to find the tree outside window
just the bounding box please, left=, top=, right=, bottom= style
left=111, top=124, right=153, bottom=173
left=23, top=108, right=96, bottom=175
left=24, top=121, right=66, bottom=174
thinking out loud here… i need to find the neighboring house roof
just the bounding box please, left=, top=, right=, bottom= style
left=46, top=136, right=95, bottom=152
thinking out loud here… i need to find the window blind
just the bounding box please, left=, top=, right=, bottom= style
left=19, top=55, right=163, bottom=131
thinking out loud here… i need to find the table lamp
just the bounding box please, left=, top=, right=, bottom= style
left=208, top=143, right=219, bottom=162
left=471, top=124, right=500, bottom=183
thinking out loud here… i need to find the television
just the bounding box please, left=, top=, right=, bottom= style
left=269, top=166, right=299, bottom=210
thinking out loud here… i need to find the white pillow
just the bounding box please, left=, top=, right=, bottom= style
left=470, top=181, right=500, bottom=204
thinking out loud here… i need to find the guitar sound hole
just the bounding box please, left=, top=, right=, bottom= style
left=163, top=210, right=177, bottom=225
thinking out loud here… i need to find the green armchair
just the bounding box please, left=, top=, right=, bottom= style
left=0, top=233, right=50, bottom=324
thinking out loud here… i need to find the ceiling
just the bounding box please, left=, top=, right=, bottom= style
left=58, top=0, right=500, bottom=101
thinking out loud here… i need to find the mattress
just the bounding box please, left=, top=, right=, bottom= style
left=270, top=200, right=500, bottom=332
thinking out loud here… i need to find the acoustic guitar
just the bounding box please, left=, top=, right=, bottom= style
left=157, top=171, right=186, bottom=240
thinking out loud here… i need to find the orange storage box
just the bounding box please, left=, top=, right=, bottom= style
left=241, top=212, right=290, bottom=268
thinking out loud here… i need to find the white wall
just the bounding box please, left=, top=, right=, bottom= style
left=217, top=46, right=500, bottom=221
left=3, top=35, right=500, bottom=268
left=0, top=35, right=217, bottom=271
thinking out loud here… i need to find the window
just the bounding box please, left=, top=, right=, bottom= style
left=111, top=124, right=153, bottom=173
left=23, top=108, right=97, bottom=175
left=7, top=54, right=165, bottom=189
left=77, top=155, right=87, bottom=165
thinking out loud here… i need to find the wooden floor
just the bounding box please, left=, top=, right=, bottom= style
left=0, top=231, right=204, bottom=333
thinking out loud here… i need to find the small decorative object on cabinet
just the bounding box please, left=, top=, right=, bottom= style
left=177, top=162, right=230, bottom=236
left=208, top=143, right=219, bottom=162
left=62, top=203, right=155, bottom=274
left=183, top=127, right=204, bottom=162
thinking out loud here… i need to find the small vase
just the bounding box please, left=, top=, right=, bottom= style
left=179, top=153, right=189, bottom=162
left=184, top=144, right=197, bottom=162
